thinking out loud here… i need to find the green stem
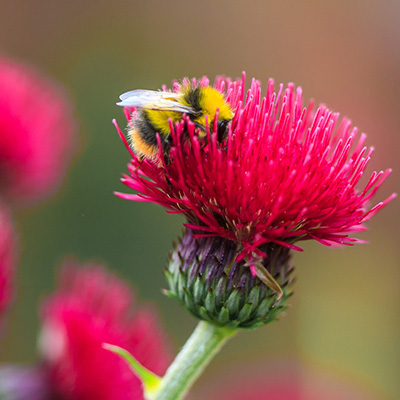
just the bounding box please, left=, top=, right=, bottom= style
left=152, top=321, right=237, bottom=400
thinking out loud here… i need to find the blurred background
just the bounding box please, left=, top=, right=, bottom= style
left=0, top=1, right=399, bottom=399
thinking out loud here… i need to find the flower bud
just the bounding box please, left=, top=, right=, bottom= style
left=165, top=229, right=294, bottom=329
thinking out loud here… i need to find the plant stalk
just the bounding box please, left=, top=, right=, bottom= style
left=151, top=321, right=236, bottom=400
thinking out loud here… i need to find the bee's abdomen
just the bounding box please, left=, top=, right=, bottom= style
left=134, top=110, right=161, bottom=146
left=130, top=110, right=172, bottom=160
left=129, top=129, right=159, bottom=160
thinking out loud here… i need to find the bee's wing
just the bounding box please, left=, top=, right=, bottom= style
left=119, top=90, right=181, bottom=101
left=117, top=89, right=197, bottom=114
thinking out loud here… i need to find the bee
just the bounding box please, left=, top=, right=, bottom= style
left=117, top=83, right=233, bottom=162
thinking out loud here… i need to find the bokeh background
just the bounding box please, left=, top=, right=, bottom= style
left=0, top=1, right=399, bottom=399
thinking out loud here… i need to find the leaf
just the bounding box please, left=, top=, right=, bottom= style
left=103, top=343, right=162, bottom=400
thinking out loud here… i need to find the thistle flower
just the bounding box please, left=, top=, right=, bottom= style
left=0, top=260, right=172, bottom=400
left=115, top=74, right=394, bottom=327
left=0, top=202, right=17, bottom=322
left=0, top=56, right=76, bottom=205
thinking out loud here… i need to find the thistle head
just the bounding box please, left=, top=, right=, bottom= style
left=116, top=73, right=395, bottom=328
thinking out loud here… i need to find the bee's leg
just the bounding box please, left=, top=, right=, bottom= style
left=159, top=144, right=173, bottom=195
left=196, top=132, right=209, bottom=152
left=163, top=150, right=171, bottom=167
left=164, top=165, right=173, bottom=196
left=132, top=158, right=143, bottom=174
left=163, top=171, right=172, bottom=196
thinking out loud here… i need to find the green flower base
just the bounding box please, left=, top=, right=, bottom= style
left=164, top=230, right=295, bottom=329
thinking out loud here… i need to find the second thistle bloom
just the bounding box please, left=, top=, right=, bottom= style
left=39, top=260, right=172, bottom=400
left=0, top=56, right=76, bottom=205
left=0, top=260, right=172, bottom=400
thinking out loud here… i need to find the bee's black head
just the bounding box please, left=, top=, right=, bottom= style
left=217, top=119, right=230, bottom=141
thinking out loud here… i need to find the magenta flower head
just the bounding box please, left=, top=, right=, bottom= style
left=115, top=74, right=395, bottom=328
left=0, top=56, right=76, bottom=206
left=36, top=260, right=172, bottom=400
left=0, top=202, right=17, bottom=323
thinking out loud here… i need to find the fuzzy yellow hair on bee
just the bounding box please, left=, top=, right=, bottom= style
left=117, top=83, right=233, bottom=161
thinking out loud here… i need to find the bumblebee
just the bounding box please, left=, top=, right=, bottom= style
left=117, top=83, right=233, bottom=161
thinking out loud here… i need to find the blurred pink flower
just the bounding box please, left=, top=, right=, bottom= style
left=116, top=75, right=395, bottom=269
left=36, top=260, right=172, bottom=400
left=0, top=202, right=17, bottom=322
left=0, top=56, right=76, bottom=206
